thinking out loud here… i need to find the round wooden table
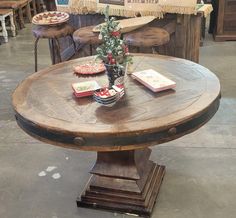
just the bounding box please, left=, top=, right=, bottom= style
left=12, top=54, right=221, bottom=217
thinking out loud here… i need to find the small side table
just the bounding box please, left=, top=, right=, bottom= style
left=0, top=9, right=16, bottom=43
left=32, top=23, right=76, bottom=72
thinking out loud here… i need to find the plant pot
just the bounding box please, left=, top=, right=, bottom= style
left=105, top=64, right=126, bottom=88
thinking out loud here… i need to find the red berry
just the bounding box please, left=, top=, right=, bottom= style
left=107, top=53, right=112, bottom=59
left=110, top=58, right=116, bottom=64
left=125, top=46, right=129, bottom=53
left=111, top=31, right=120, bottom=37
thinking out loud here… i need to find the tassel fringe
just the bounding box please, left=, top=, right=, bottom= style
left=161, top=5, right=197, bottom=15
left=57, top=0, right=213, bottom=18
left=197, top=4, right=213, bottom=17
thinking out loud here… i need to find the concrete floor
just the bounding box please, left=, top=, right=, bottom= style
left=0, top=24, right=236, bottom=218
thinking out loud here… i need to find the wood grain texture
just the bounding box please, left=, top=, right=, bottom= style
left=12, top=54, right=221, bottom=217
left=73, top=25, right=102, bottom=45
left=77, top=148, right=165, bottom=217
left=32, top=24, right=75, bottom=39
left=214, top=0, right=236, bottom=41
left=124, top=27, right=170, bottom=47
left=12, top=54, right=221, bottom=151
left=51, top=13, right=202, bottom=64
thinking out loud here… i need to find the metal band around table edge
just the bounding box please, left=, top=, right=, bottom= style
left=14, top=96, right=220, bottom=150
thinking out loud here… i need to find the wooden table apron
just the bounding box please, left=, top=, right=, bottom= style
left=12, top=54, right=221, bottom=217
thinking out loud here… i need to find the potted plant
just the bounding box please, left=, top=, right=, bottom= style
left=96, top=6, right=132, bottom=88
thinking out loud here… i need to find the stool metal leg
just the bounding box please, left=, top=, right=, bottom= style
left=54, top=38, right=62, bottom=63
left=89, top=44, right=93, bottom=55
left=69, top=34, right=76, bottom=53
left=137, top=47, right=140, bottom=53
left=152, top=47, right=157, bottom=54
left=49, top=38, right=56, bottom=64
left=34, top=37, right=40, bottom=72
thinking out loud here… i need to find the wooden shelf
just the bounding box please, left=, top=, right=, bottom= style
left=214, top=0, right=236, bottom=41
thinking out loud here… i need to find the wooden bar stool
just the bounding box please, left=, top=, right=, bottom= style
left=12, top=0, right=33, bottom=22
left=32, top=23, right=76, bottom=72
left=28, top=0, right=36, bottom=16
left=0, top=8, right=16, bottom=42
left=124, top=27, right=170, bottom=53
left=73, top=25, right=102, bottom=55
left=35, top=0, right=44, bottom=13
left=0, top=1, right=24, bottom=29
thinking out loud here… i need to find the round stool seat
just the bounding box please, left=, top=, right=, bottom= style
left=18, top=0, right=29, bottom=6
left=124, top=27, right=170, bottom=47
left=73, top=26, right=102, bottom=45
left=32, top=23, right=76, bottom=72
left=0, top=1, right=21, bottom=9
left=32, top=23, right=74, bottom=39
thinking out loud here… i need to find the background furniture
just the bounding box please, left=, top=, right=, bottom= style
left=0, top=0, right=35, bottom=29
left=124, top=27, right=170, bottom=53
left=52, top=2, right=214, bottom=64
left=32, top=23, right=75, bottom=72
left=42, top=0, right=56, bottom=11
left=18, top=0, right=32, bottom=22
left=73, top=25, right=102, bottom=55
left=29, top=0, right=36, bottom=16
left=0, top=1, right=24, bottom=29
left=0, top=8, right=16, bottom=42
left=49, top=12, right=201, bottom=64
left=213, top=0, right=236, bottom=41
left=12, top=54, right=221, bottom=217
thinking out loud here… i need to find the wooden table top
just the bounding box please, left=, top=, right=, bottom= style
left=12, top=54, right=221, bottom=151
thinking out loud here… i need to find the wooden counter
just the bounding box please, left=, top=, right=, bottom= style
left=53, top=12, right=202, bottom=64
left=48, top=3, right=213, bottom=64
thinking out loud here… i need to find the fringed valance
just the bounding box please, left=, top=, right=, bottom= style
left=56, top=0, right=200, bottom=17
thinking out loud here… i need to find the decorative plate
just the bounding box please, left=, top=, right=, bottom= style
left=74, top=62, right=106, bottom=76
left=93, top=85, right=125, bottom=107
left=93, top=16, right=156, bottom=33
left=32, top=11, right=69, bottom=26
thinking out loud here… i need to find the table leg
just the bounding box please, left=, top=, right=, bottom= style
left=18, top=7, right=25, bottom=29
left=10, top=13, right=16, bottom=37
left=77, top=148, right=165, bottom=217
left=0, top=19, right=8, bottom=43
left=26, top=3, right=32, bottom=22
left=32, top=0, right=37, bottom=16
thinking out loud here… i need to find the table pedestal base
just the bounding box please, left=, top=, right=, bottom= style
left=77, top=148, right=165, bottom=217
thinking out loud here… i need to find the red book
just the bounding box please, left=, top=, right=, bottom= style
left=72, top=81, right=101, bottom=98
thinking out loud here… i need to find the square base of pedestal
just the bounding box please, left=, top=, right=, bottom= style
left=77, top=164, right=165, bottom=218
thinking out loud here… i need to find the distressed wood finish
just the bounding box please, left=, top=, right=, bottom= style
left=214, top=0, right=236, bottom=41
left=73, top=26, right=101, bottom=44
left=77, top=148, right=165, bottom=217
left=49, top=13, right=202, bottom=64
left=124, top=27, right=170, bottom=47
left=12, top=54, right=220, bottom=217
left=12, top=54, right=220, bottom=151
left=73, top=25, right=102, bottom=55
